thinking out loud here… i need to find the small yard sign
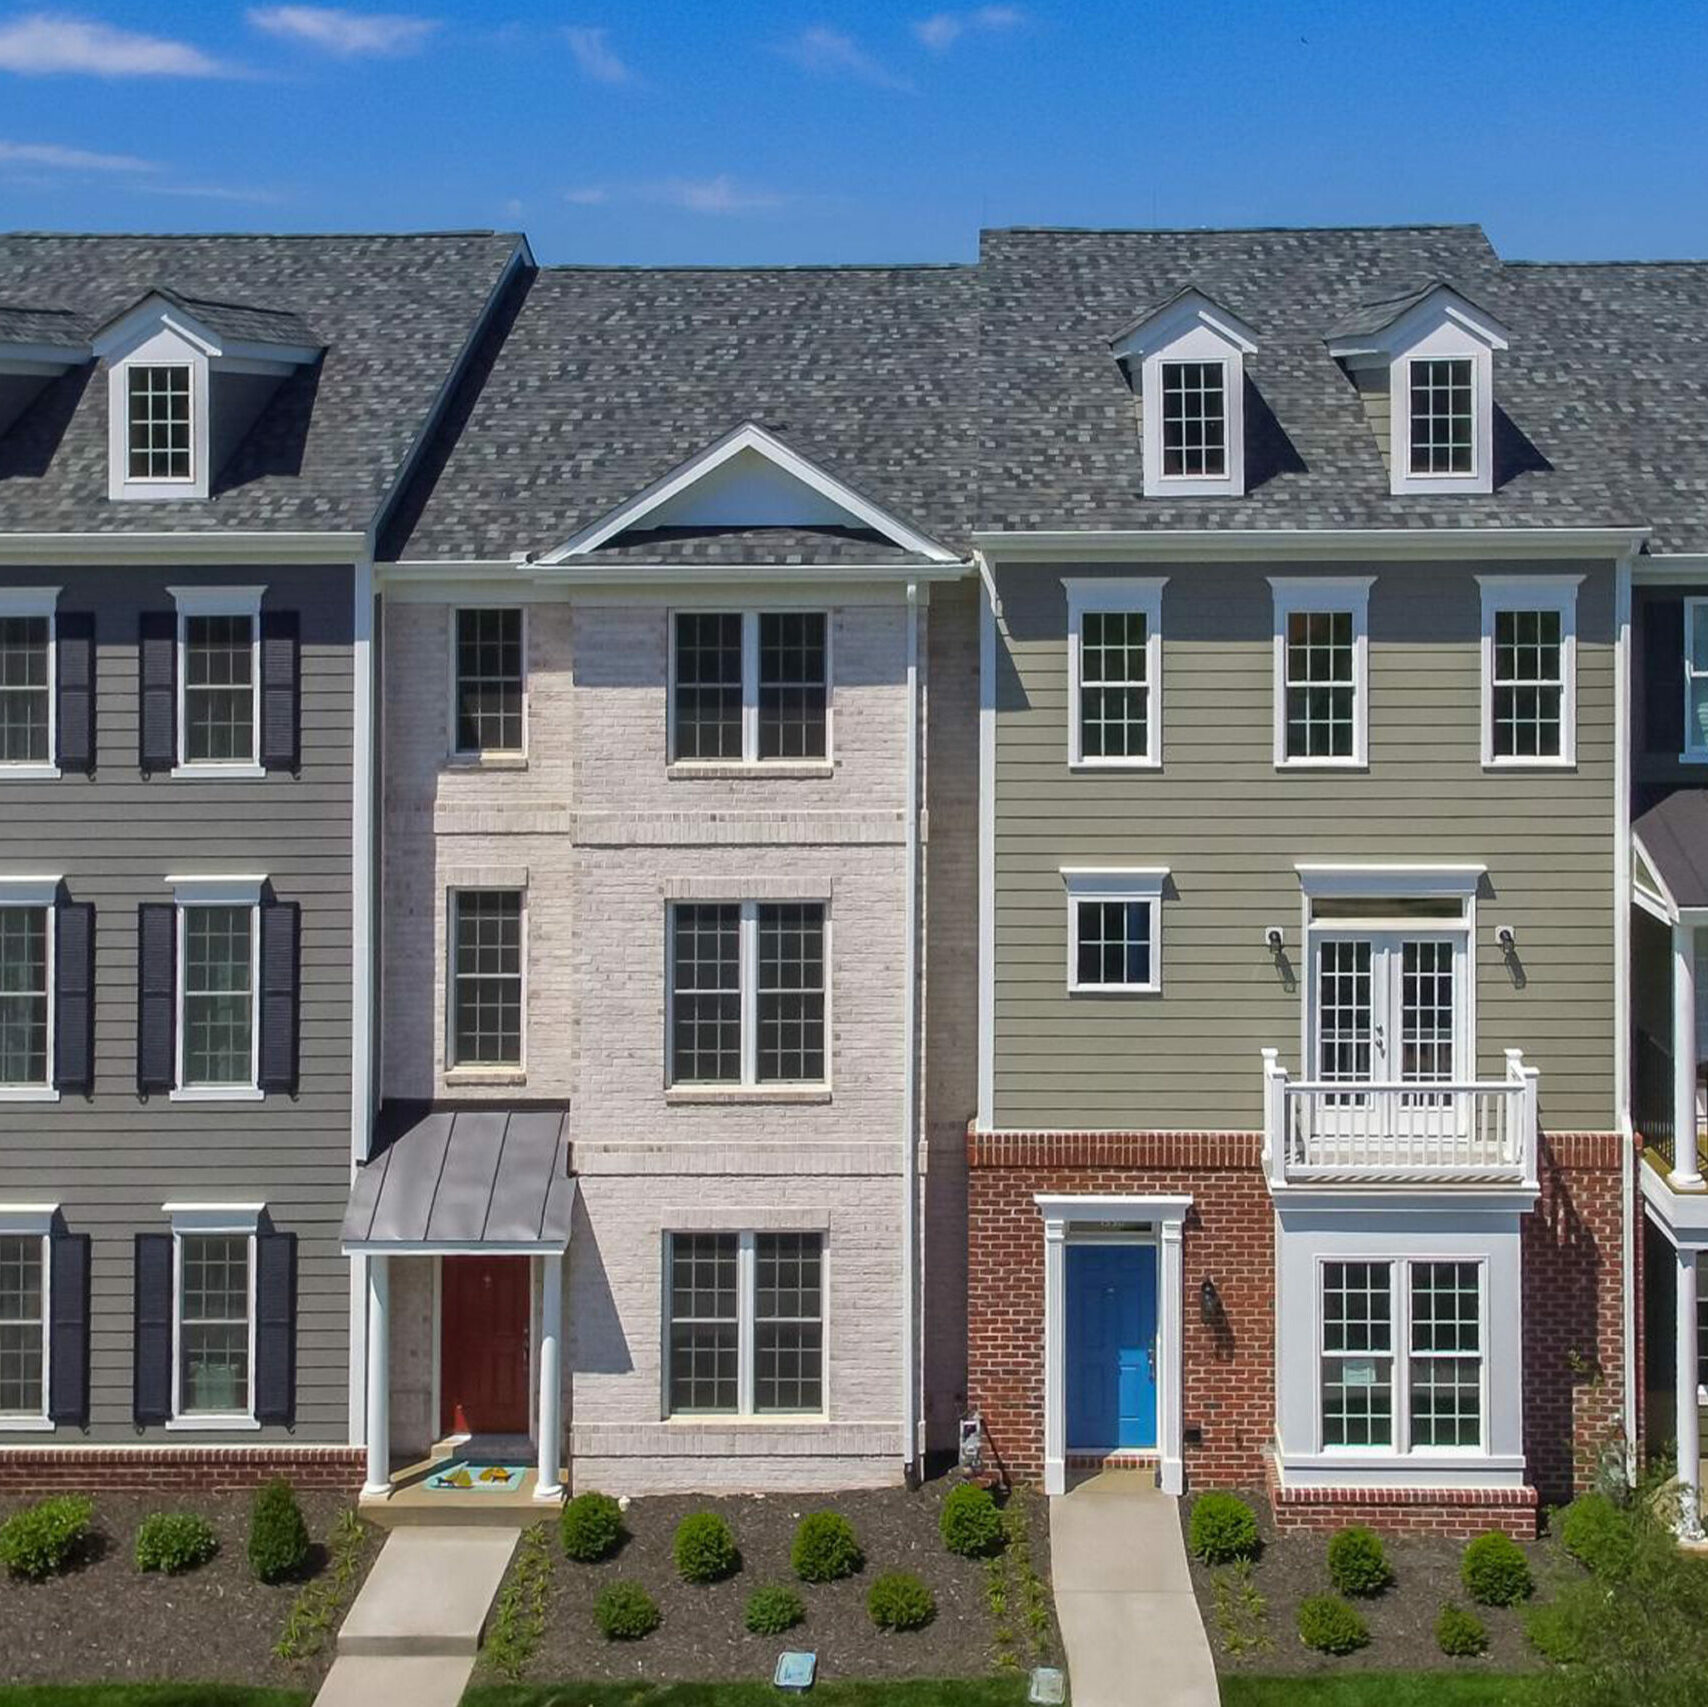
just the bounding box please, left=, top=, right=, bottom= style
left=774, top=1650, right=817, bottom=1691
left=1029, top=1666, right=1067, bottom=1704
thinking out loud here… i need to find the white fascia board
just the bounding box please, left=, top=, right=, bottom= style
left=91, top=297, right=222, bottom=362
left=1632, top=833, right=1680, bottom=923
left=162, top=1201, right=265, bottom=1233
left=1294, top=861, right=1485, bottom=898
left=972, top=527, right=1650, bottom=562
left=1640, top=1164, right=1708, bottom=1240
left=0, top=533, right=365, bottom=565
left=1109, top=289, right=1260, bottom=359
left=342, top=1237, right=570, bottom=1257
left=522, top=558, right=971, bottom=588
left=1634, top=553, right=1708, bottom=584
left=0, top=1204, right=58, bottom=1233
left=1326, top=285, right=1513, bottom=361
left=0, top=876, right=64, bottom=905
left=0, top=346, right=85, bottom=373
left=1034, top=1192, right=1194, bottom=1224
left=543, top=421, right=959, bottom=564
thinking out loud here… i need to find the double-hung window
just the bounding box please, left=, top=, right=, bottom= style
left=1065, top=579, right=1165, bottom=767
left=1684, top=600, right=1708, bottom=762
left=180, top=904, right=257, bottom=1092
left=0, top=900, right=50, bottom=1093
left=452, top=608, right=524, bottom=758
left=0, top=1232, right=47, bottom=1422
left=1063, top=869, right=1166, bottom=994
left=670, top=611, right=828, bottom=765
left=665, top=1230, right=825, bottom=1416
left=0, top=596, right=54, bottom=775
left=1407, top=357, right=1475, bottom=477
left=448, top=890, right=524, bottom=1070
left=1479, top=577, right=1579, bottom=767
left=127, top=365, right=192, bottom=483
left=176, top=1230, right=253, bottom=1421
left=1160, top=360, right=1227, bottom=478
left=170, top=588, right=263, bottom=774
left=667, top=900, right=827, bottom=1087
left=1320, top=1258, right=1483, bottom=1452
left=1271, top=578, right=1372, bottom=767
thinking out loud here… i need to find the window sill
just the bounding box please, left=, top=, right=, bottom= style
left=165, top=1415, right=261, bottom=1433
left=1275, top=759, right=1369, bottom=773
left=169, top=1086, right=265, bottom=1103
left=0, top=1416, right=53, bottom=1433
left=665, top=1086, right=831, bottom=1106
left=1068, top=758, right=1161, bottom=773
left=1067, top=985, right=1161, bottom=998
left=667, top=761, right=835, bottom=781
left=170, top=763, right=267, bottom=781
left=0, top=1086, right=59, bottom=1103
left=445, top=1066, right=527, bottom=1087
left=444, top=753, right=529, bottom=772
left=1481, top=758, right=1577, bottom=773
left=662, top=1412, right=829, bottom=1426
left=0, top=764, right=60, bottom=782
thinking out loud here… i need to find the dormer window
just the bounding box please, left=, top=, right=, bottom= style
left=1161, top=360, right=1226, bottom=478
left=1407, top=357, right=1474, bottom=477
left=127, top=365, right=193, bottom=482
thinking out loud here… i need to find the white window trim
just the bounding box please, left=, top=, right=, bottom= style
left=666, top=608, right=834, bottom=771
left=1062, top=868, right=1167, bottom=995
left=1477, top=575, right=1581, bottom=769
left=0, top=1217, right=51, bottom=1430
left=167, top=585, right=266, bottom=779
left=447, top=606, right=529, bottom=763
left=664, top=898, right=833, bottom=1092
left=1387, top=345, right=1495, bottom=498
left=1685, top=598, right=1708, bottom=764
left=164, top=1204, right=261, bottom=1430
left=166, top=875, right=265, bottom=1102
left=0, top=588, right=60, bottom=781
left=660, top=1227, right=828, bottom=1421
left=1269, top=576, right=1374, bottom=770
left=110, top=356, right=209, bottom=503
left=1315, top=1254, right=1489, bottom=1458
left=0, top=877, right=59, bottom=1104
left=444, top=885, right=528, bottom=1081
left=1064, top=577, right=1167, bottom=769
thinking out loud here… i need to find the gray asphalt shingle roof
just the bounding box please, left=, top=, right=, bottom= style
left=106, top=287, right=322, bottom=350
left=0, top=230, right=522, bottom=535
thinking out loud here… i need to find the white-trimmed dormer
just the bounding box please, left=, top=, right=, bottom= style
left=1326, top=282, right=1511, bottom=498
left=1110, top=287, right=1259, bottom=500
left=90, top=290, right=321, bottom=503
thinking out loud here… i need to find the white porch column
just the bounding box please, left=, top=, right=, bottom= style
left=1674, top=922, right=1704, bottom=1188
left=361, top=1254, right=390, bottom=1498
left=1159, top=1218, right=1185, bottom=1496
left=1679, top=1244, right=1702, bottom=1540
left=534, top=1251, right=564, bottom=1502
left=1041, top=1216, right=1066, bottom=1497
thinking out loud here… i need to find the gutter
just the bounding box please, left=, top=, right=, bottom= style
left=378, top=558, right=972, bottom=588
left=900, top=579, right=922, bottom=1485
left=0, top=531, right=365, bottom=564
left=974, top=525, right=1652, bottom=562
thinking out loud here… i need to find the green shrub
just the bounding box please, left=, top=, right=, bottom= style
left=673, top=1511, right=738, bottom=1584
left=1297, top=1593, right=1370, bottom=1655
left=868, top=1570, right=936, bottom=1633
left=1560, top=1491, right=1635, bottom=1578
left=134, top=1511, right=218, bottom=1574
left=247, top=1479, right=310, bottom=1584
left=939, top=1483, right=1004, bottom=1559
left=744, top=1583, right=805, bottom=1635
left=1461, top=1530, right=1533, bottom=1607
left=1326, top=1525, right=1392, bottom=1597
left=1436, top=1601, right=1489, bottom=1658
left=594, top=1580, right=660, bottom=1641
left=0, top=1494, right=93, bottom=1581
left=1523, top=1598, right=1587, bottom=1665
left=560, top=1491, right=623, bottom=1563
left=1188, top=1492, right=1260, bottom=1565
left=791, top=1510, right=863, bottom=1582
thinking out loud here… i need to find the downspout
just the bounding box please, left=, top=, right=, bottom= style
left=901, top=580, right=922, bottom=1486
left=1614, top=546, right=1637, bottom=1481
left=349, top=543, right=377, bottom=1446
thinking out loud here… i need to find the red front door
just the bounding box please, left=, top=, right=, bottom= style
left=440, top=1256, right=531, bottom=1436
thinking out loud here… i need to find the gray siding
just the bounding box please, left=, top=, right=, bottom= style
left=992, top=558, right=1620, bottom=1133
left=0, top=564, right=354, bottom=1443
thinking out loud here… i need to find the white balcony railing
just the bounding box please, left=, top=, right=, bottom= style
left=1262, top=1047, right=1538, bottom=1189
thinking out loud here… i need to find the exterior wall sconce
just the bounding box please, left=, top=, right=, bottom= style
left=1264, top=926, right=1284, bottom=952
left=1199, top=1276, right=1220, bottom=1324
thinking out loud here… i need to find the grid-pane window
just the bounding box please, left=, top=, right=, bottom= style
left=668, top=1233, right=739, bottom=1413
left=183, top=615, right=255, bottom=764
left=451, top=891, right=522, bottom=1067
left=1316, top=940, right=1373, bottom=1088
left=1409, top=1262, right=1482, bottom=1449
left=758, top=613, right=827, bottom=760
left=455, top=609, right=524, bottom=755
left=0, top=907, right=47, bottom=1086
left=182, top=904, right=254, bottom=1088
left=1285, top=609, right=1355, bottom=759
left=757, top=903, right=825, bottom=1083
left=1688, top=602, right=1708, bottom=758
left=669, top=903, right=741, bottom=1083
left=1492, top=608, right=1563, bottom=759
left=1321, top=1261, right=1394, bottom=1448
left=179, top=1234, right=249, bottom=1416
left=673, top=613, right=743, bottom=761
left=0, top=1236, right=44, bottom=1417
left=127, top=365, right=192, bottom=481
left=1079, top=611, right=1149, bottom=760
left=1160, top=360, right=1226, bottom=478
left=755, top=1233, right=824, bottom=1412
left=1075, top=899, right=1152, bottom=989
left=1409, top=357, right=1474, bottom=475
left=0, top=618, right=50, bottom=765
left=1400, top=941, right=1455, bottom=1089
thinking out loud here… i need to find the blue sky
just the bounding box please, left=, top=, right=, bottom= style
left=0, top=1, right=1704, bottom=265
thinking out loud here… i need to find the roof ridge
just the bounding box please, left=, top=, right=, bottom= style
left=0, top=228, right=516, bottom=241
left=541, top=261, right=973, bottom=275
left=1509, top=257, right=1708, bottom=270
left=984, top=221, right=1489, bottom=236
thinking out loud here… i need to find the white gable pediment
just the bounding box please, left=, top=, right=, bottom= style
left=644, top=445, right=864, bottom=530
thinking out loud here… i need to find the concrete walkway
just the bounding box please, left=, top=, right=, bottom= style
left=313, top=1526, right=518, bottom=1707
left=1049, top=1473, right=1219, bottom=1707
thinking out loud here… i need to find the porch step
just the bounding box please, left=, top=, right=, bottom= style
left=337, top=1526, right=518, bottom=1657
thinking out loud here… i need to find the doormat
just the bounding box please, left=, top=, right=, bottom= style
left=424, top=1461, right=528, bottom=1492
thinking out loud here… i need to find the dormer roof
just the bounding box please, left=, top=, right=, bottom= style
left=90, top=287, right=322, bottom=368
left=1325, top=279, right=1511, bottom=359
left=0, top=304, right=87, bottom=353
left=1108, top=285, right=1260, bottom=359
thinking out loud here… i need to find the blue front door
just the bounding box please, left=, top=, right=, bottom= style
left=1065, top=1243, right=1158, bottom=1451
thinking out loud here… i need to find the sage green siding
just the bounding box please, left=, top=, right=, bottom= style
left=991, top=558, right=1619, bottom=1133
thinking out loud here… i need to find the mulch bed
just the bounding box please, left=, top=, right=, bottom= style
left=1181, top=1489, right=1555, bottom=1677
left=481, top=1481, right=1058, bottom=1687
left=0, top=1491, right=376, bottom=1690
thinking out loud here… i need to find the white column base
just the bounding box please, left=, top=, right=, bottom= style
left=363, top=1254, right=391, bottom=1500
left=1044, top=1457, right=1066, bottom=1498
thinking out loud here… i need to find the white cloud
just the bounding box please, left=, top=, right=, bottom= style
left=0, top=139, right=158, bottom=172
left=247, top=7, right=438, bottom=57
left=650, top=175, right=785, bottom=214
left=563, top=184, right=610, bottom=205
left=564, top=25, right=629, bottom=83
left=778, top=25, right=913, bottom=92
left=0, top=13, right=230, bottom=76
left=914, top=6, right=1024, bottom=50
left=146, top=182, right=286, bottom=204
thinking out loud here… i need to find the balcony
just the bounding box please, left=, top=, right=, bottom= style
left=1262, top=1047, right=1538, bottom=1189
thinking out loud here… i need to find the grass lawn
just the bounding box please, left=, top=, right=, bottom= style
left=1220, top=1676, right=1554, bottom=1706
left=0, top=1691, right=311, bottom=1707
left=463, top=1683, right=1033, bottom=1707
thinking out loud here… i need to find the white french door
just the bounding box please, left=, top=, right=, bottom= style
left=1313, top=932, right=1465, bottom=1104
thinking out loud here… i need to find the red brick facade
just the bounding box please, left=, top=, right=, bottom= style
left=0, top=1446, right=365, bottom=1494
left=1267, top=1469, right=1540, bottom=1541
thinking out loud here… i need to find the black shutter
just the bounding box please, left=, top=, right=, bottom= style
left=138, top=611, right=176, bottom=773
left=133, top=1232, right=173, bottom=1425
left=259, top=610, right=300, bottom=773
left=254, top=1230, right=297, bottom=1426
left=1644, top=597, right=1686, bottom=756
left=55, top=612, right=95, bottom=774
left=136, top=903, right=175, bottom=1094
left=52, top=898, right=94, bottom=1094
left=257, top=899, right=299, bottom=1095
left=47, top=1231, right=90, bottom=1427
